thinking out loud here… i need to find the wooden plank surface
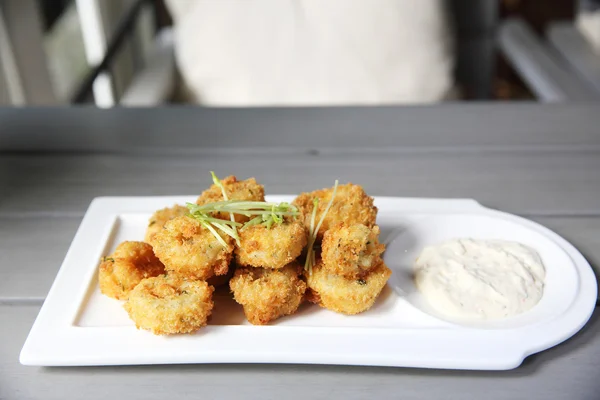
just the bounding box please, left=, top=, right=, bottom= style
left=1, top=105, right=600, bottom=152
left=3, top=304, right=600, bottom=400
left=1, top=150, right=600, bottom=217
left=0, top=216, right=81, bottom=301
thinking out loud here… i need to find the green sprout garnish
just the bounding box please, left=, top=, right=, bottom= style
left=240, top=202, right=296, bottom=230
left=187, top=172, right=300, bottom=247
left=187, top=201, right=299, bottom=246
left=186, top=202, right=242, bottom=248
left=305, top=180, right=339, bottom=274
left=211, top=171, right=240, bottom=246
left=102, top=257, right=114, bottom=262
left=194, top=201, right=298, bottom=220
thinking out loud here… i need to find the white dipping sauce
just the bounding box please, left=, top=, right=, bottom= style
left=414, top=238, right=545, bottom=320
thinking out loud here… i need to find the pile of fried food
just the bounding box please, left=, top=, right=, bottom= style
left=98, top=173, right=391, bottom=335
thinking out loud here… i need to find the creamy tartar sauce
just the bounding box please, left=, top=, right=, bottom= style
left=414, top=238, right=545, bottom=320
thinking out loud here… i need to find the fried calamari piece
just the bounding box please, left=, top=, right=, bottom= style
left=124, top=275, right=214, bottom=335
left=144, top=204, right=188, bottom=242
left=235, top=217, right=307, bottom=269
left=150, top=216, right=234, bottom=280
left=196, top=175, right=265, bottom=222
left=229, top=263, right=306, bottom=325
left=305, top=260, right=391, bottom=315
left=292, top=183, right=377, bottom=240
left=99, top=241, right=165, bottom=300
left=321, top=223, right=385, bottom=279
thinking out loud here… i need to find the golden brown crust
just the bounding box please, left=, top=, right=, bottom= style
left=196, top=175, right=265, bottom=223
left=321, top=223, right=385, bottom=279
left=229, top=263, right=306, bottom=325
left=149, top=216, right=234, bottom=280
left=99, top=241, right=165, bottom=300
left=235, top=217, right=307, bottom=269
left=305, top=260, right=391, bottom=315
left=292, top=183, right=377, bottom=241
left=144, top=204, right=188, bottom=243
left=124, top=275, right=214, bottom=335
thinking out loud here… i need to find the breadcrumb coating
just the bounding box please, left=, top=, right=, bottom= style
left=321, top=223, right=385, bottom=279
left=145, top=204, right=188, bottom=243
left=150, top=216, right=234, bottom=280
left=235, top=217, right=307, bottom=269
left=124, top=275, right=214, bottom=335
left=305, top=260, right=391, bottom=315
left=230, top=263, right=306, bottom=325
left=292, top=183, right=377, bottom=241
left=99, top=241, right=165, bottom=300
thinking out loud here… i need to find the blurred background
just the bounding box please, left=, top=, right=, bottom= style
left=1, top=0, right=599, bottom=107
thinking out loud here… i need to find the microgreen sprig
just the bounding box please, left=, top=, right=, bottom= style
left=194, top=200, right=299, bottom=220
left=241, top=202, right=290, bottom=231
left=211, top=171, right=240, bottom=246
left=187, top=200, right=299, bottom=246
left=186, top=203, right=242, bottom=248
left=305, top=180, right=339, bottom=274
left=187, top=171, right=300, bottom=246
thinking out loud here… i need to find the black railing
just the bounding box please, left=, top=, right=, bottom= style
left=71, top=0, right=156, bottom=103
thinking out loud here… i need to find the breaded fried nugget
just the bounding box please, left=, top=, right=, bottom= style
left=306, top=261, right=391, bottom=315
left=150, top=216, right=234, bottom=280
left=99, top=241, right=165, bottom=300
left=235, top=217, right=307, bottom=269
left=229, top=263, right=306, bottom=325
left=321, top=223, right=385, bottom=279
left=124, top=275, right=214, bottom=335
left=293, top=183, right=377, bottom=240
left=196, top=175, right=265, bottom=222
left=144, top=204, right=188, bottom=242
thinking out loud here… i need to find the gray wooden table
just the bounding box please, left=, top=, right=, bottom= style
left=1, top=104, right=599, bottom=400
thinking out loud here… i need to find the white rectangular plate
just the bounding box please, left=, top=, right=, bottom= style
left=20, top=196, right=597, bottom=370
